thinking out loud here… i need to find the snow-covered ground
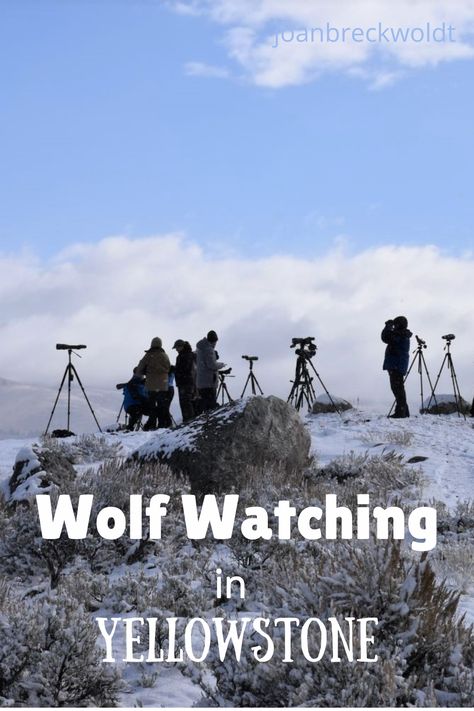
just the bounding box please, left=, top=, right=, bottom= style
left=0, top=376, right=121, bottom=439
left=0, top=406, right=473, bottom=707
left=305, top=408, right=474, bottom=631
left=308, top=408, right=474, bottom=508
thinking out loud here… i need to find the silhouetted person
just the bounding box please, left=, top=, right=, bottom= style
left=173, top=339, right=196, bottom=422
left=382, top=316, right=412, bottom=418
left=135, top=337, right=171, bottom=429
left=195, top=330, right=225, bottom=412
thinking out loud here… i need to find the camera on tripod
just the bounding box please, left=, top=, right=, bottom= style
left=291, top=337, right=317, bottom=359
left=45, top=342, right=101, bottom=435
left=415, top=335, right=427, bottom=349
left=291, top=337, right=315, bottom=348
left=56, top=343, right=87, bottom=350
left=219, top=367, right=233, bottom=376
left=442, top=334, right=455, bottom=342
left=242, top=355, right=258, bottom=361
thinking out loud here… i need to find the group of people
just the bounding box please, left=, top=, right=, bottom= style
left=120, top=316, right=465, bottom=430
left=120, top=330, right=226, bottom=431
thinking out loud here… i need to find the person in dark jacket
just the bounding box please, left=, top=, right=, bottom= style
left=122, top=372, right=149, bottom=431
left=382, top=315, right=412, bottom=418
left=195, top=330, right=226, bottom=412
left=173, top=339, right=196, bottom=422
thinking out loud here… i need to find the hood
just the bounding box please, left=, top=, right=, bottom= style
left=196, top=337, right=212, bottom=350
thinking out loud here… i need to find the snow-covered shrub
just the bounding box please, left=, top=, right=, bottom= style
left=435, top=499, right=474, bottom=536
left=313, top=451, right=421, bottom=499
left=195, top=539, right=474, bottom=707
left=78, top=458, right=191, bottom=567
left=0, top=585, right=121, bottom=706
left=361, top=430, right=414, bottom=447
left=385, top=430, right=414, bottom=446
left=57, top=569, right=110, bottom=612
left=180, top=454, right=472, bottom=707
left=0, top=492, right=79, bottom=588
left=42, top=434, right=121, bottom=465
left=8, top=444, right=76, bottom=505
left=431, top=541, right=474, bottom=594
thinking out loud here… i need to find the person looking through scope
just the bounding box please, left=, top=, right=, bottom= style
left=118, top=370, right=149, bottom=431
left=381, top=316, right=412, bottom=418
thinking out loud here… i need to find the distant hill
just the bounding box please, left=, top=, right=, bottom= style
left=0, top=376, right=122, bottom=438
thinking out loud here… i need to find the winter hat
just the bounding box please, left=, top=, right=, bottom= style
left=393, top=316, right=408, bottom=329
left=150, top=336, right=162, bottom=349
left=173, top=339, right=185, bottom=349
left=207, top=330, right=218, bottom=343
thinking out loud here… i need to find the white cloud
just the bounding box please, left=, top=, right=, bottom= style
left=184, top=61, right=230, bottom=78
left=0, top=235, right=473, bottom=412
left=171, top=0, right=474, bottom=87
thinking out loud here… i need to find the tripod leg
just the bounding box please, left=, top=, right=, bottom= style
left=287, top=381, right=298, bottom=406
left=447, top=354, right=466, bottom=420
left=302, top=370, right=316, bottom=411
left=308, top=361, right=341, bottom=416
left=218, top=383, right=226, bottom=405
left=241, top=372, right=252, bottom=398
left=296, top=387, right=307, bottom=412
left=223, top=383, right=234, bottom=404
left=420, top=352, right=438, bottom=413
left=67, top=363, right=72, bottom=431
left=251, top=372, right=264, bottom=395
left=70, top=364, right=102, bottom=432
left=418, top=357, right=424, bottom=416
left=426, top=353, right=448, bottom=414
left=44, top=365, right=70, bottom=435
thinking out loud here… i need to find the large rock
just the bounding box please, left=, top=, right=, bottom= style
left=9, top=443, right=76, bottom=504
left=311, top=394, right=353, bottom=415
left=422, top=393, right=470, bottom=415
left=133, top=396, right=311, bottom=494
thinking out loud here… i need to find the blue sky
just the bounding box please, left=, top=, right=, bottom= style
left=1, top=0, right=473, bottom=259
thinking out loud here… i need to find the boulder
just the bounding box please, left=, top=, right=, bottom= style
left=422, top=394, right=470, bottom=415
left=9, top=443, right=76, bottom=504
left=311, top=394, right=353, bottom=415
left=133, top=396, right=311, bottom=494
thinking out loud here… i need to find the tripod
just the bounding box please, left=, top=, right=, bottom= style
left=241, top=356, right=263, bottom=397
left=115, top=403, right=143, bottom=431
left=216, top=368, right=235, bottom=406
left=45, top=345, right=102, bottom=435
left=287, top=343, right=341, bottom=415
left=426, top=335, right=466, bottom=419
left=388, top=335, right=438, bottom=417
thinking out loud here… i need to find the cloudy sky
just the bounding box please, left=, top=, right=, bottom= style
left=0, top=0, right=473, bottom=407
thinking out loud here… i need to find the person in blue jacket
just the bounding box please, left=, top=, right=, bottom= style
left=123, top=372, right=149, bottom=430
left=381, top=315, right=412, bottom=418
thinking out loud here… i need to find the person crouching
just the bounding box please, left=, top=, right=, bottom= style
left=122, top=371, right=149, bottom=431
